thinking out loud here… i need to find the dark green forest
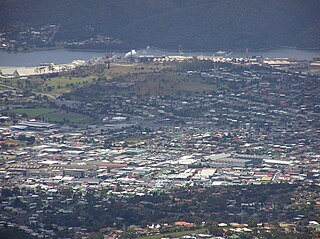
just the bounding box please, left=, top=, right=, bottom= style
left=1, top=0, right=320, bottom=50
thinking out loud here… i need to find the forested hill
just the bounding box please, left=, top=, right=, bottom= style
left=1, top=0, right=320, bottom=50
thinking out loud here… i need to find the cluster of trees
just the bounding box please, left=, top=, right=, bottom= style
left=35, top=184, right=318, bottom=230
left=1, top=184, right=319, bottom=238
left=0, top=228, right=34, bottom=239
left=1, top=0, right=320, bottom=50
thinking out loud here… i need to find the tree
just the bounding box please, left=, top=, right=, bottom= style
left=48, top=64, right=55, bottom=73
left=88, top=233, right=104, bottom=239
left=21, top=113, right=29, bottom=118
left=207, top=226, right=224, bottom=236
left=119, top=226, right=137, bottom=239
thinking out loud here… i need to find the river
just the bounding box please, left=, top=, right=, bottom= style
left=0, top=48, right=320, bottom=67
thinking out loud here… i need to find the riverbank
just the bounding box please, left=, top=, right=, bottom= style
left=1, top=47, right=320, bottom=67
left=151, top=45, right=320, bottom=54
left=3, top=45, right=320, bottom=54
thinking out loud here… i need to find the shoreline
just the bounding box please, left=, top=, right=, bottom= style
left=150, top=45, right=320, bottom=53
left=1, top=46, right=319, bottom=67
left=2, top=45, right=320, bottom=54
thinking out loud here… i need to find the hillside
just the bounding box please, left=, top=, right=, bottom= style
left=0, top=0, right=319, bottom=50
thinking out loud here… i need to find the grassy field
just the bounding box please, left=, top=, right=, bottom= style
left=111, top=71, right=219, bottom=96
left=0, top=63, right=171, bottom=96
left=7, top=107, right=56, bottom=118
left=44, top=111, right=92, bottom=123
left=37, top=63, right=168, bottom=94
left=38, top=75, right=96, bottom=94
left=0, top=71, right=98, bottom=96
left=137, top=228, right=207, bottom=239
left=1, top=61, right=225, bottom=100
left=6, top=107, right=93, bottom=123
left=105, top=62, right=172, bottom=79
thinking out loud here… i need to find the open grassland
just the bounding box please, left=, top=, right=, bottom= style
left=38, top=75, right=96, bottom=94
left=44, top=111, right=92, bottom=123
left=0, top=62, right=172, bottom=96
left=108, top=71, right=224, bottom=96
left=66, top=68, right=231, bottom=101
left=43, top=63, right=170, bottom=94
left=136, top=72, right=217, bottom=95
left=105, top=62, right=172, bottom=79
left=7, top=107, right=56, bottom=118
left=0, top=74, right=98, bottom=95
left=46, top=63, right=170, bottom=94
left=6, top=107, right=93, bottom=123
